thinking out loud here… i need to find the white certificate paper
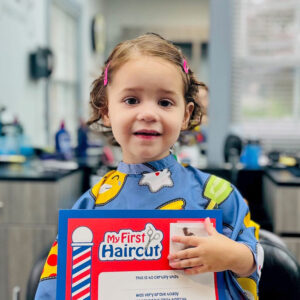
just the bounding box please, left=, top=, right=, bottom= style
left=99, top=270, right=216, bottom=300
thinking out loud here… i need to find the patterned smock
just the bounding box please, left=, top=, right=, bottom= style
left=35, top=154, right=263, bottom=300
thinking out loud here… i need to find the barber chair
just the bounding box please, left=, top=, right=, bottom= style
left=26, top=247, right=49, bottom=300
left=259, top=229, right=300, bottom=299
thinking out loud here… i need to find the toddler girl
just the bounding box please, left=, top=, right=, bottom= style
left=35, top=33, right=263, bottom=300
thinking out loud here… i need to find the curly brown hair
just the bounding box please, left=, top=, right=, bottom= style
left=88, top=33, right=208, bottom=144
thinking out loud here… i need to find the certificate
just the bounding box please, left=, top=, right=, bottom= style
left=57, top=210, right=226, bottom=300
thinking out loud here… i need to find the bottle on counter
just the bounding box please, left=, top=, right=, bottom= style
left=2, top=116, right=22, bottom=155
left=55, top=120, right=73, bottom=160
left=240, top=139, right=262, bottom=169
left=76, top=119, right=88, bottom=158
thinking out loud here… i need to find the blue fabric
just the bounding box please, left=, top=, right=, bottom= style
left=35, top=154, right=261, bottom=300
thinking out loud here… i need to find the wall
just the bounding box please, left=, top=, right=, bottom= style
left=76, top=0, right=105, bottom=120
left=103, top=0, right=210, bottom=56
left=207, top=0, right=232, bottom=166
left=0, top=0, right=48, bottom=147
left=0, top=0, right=104, bottom=148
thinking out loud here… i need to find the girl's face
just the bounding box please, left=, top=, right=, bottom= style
left=103, top=56, right=194, bottom=164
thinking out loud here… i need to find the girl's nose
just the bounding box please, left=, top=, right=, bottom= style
left=136, top=105, right=159, bottom=122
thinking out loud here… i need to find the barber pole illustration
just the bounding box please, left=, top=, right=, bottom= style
left=71, top=226, right=94, bottom=299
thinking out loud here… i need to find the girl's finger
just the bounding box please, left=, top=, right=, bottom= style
left=183, top=264, right=208, bottom=275
left=204, top=217, right=217, bottom=236
left=171, top=235, right=202, bottom=246
left=168, top=246, right=200, bottom=261
left=169, top=257, right=202, bottom=269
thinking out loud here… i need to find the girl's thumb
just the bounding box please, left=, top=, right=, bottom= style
left=204, top=217, right=215, bottom=236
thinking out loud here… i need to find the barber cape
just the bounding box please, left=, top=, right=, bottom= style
left=35, top=154, right=263, bottom=300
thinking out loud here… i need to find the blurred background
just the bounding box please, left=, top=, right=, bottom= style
left=1, top=0, right=300, bottom=299
left=1, top=0, right=300, bottom=166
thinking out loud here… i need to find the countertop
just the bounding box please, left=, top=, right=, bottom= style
left=265, top=168, right=300, bottom=186
left=0, top=159, right=81, bottom=181
left=2, top=155, right=300, bottom=187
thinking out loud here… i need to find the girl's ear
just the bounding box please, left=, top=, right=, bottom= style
left=102, top=112, right=111, bottom=127
left=181, top=102, right=194, bottom=130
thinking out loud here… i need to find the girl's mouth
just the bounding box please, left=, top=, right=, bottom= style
left=133, top=130, right=161, bottom=139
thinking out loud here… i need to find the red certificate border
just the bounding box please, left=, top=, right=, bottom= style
left=57, top=209, right=226, bottom=300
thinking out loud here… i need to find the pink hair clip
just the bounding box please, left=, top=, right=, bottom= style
left=183, top=59, right=189, bottom=74
left=104, top=63, right=110, bottom=86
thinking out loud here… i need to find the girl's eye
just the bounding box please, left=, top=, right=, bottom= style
left=124, top=97, right=139, bottom=105
left=159, top=99, right=173, bottom=107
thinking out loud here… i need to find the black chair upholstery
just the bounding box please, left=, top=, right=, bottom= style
left=259, top=229, right=300, bottom=300
left=26, top=250, right=48, bottom=300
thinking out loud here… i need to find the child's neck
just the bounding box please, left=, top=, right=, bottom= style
left=121, top=152, right=172, bottom=164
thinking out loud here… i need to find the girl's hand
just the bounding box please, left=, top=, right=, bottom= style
left=168, top=218, right=255, bottom=276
